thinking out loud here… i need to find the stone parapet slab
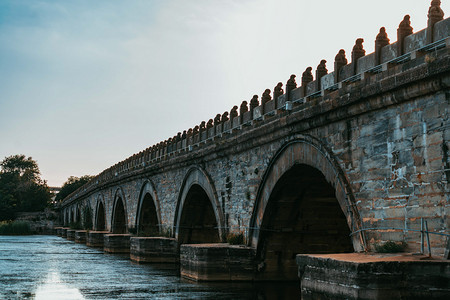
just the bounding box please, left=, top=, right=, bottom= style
left=296, top=253, right=450, bottom=300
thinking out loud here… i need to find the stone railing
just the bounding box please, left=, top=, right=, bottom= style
left=61, top=2, right=449, bottom=207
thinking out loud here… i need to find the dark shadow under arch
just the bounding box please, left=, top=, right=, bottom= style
left=174, top=166, right=225, bottom=243
left=112, top=197, right=127, bottom=234
left=76, top=207, right=81, bottom=224
left=137, top=193, right=159, bottom=235
left=83, top=204, right=93, bottom=230
left=178, top=184, right=220, bottom=244
left=256, top=164, right=353, bottom=280
left=249, top=136, right=365, bottom=251
left=96, top=201, right=106, bottom=231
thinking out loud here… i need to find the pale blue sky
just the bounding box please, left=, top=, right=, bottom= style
left=0, top=0, right=447, bottom=186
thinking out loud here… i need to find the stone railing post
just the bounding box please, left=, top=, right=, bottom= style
left=301, top=67, right=313, bottom=97
left=427, top=0, right=444, bottom=44
left=239, top=101, right=248, bottom=123
left=334, top=50, right=347, bottom=83
left=315, top=60, right=328, bottom=90
left=351, top=38, right=365, bottom=74
left=249, top=95, right=259, bottom=119
left=285, top=75, right=297, bottom=102
left=261, top=89, right=271, bottom=114
left=375, top=27, right=390, bottom=65
left=397, top=15, right=413, bottom=55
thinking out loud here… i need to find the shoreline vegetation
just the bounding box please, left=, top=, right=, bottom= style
left=0, top=220, right=32, bottom=235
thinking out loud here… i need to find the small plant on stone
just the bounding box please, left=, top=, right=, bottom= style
left=375, top=241, right=406, bottom=253
left=226, top=232, right=245, bottom=245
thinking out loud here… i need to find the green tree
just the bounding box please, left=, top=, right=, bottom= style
left=55, top=175, right=94, bottom=202
left=0, top=154, right=51, bottom=221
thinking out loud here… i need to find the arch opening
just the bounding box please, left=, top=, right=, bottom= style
left=112, top=198, right=127, bottom=234
left=75, top=207, right=81, bottom=224
left=83, top=205, right=93, bottom=230
left=257, top=164, right=353, bottom=280
left=137, top=193, right=159, bottom=236
left=178, top=184, right=220, bottom=244
left=96, top=202, right=106, bottom=231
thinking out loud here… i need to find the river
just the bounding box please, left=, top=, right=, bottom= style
left=0, top=235, right=300, bottom=299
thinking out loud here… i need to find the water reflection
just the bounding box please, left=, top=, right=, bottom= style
left=34, top=271, right=84, bottom=300
left=0, top=236, right=300, bottom=299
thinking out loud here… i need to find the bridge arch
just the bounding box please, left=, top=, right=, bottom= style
left=111, top=188, right=128, bottom=234
left=95, top=195, right=106, bottom=231
left=249, top=135, right=366, bottom=279
left=174, top=166, right=225, bottom=244
left=82, top=201, right=93, bottom=230
left=75, top=205, right=81, bottom=224
left=135, top=180, right=161, bottom=235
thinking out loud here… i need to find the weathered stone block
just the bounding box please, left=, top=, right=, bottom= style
left=74, top=230, right=87, bottom=243
left=297, top=253, right=450, bottom=300
left=54, top=227, right=64, bottom=237
left=130, top=237, right=178, bottom=263
left=60, top=228, right=69, bottom=238
left=104, top=234, right=131, bottom=253
left=180, top=243, right=256, bottom=281
left=86, top=231, right=109, bottom=247
left=66, top=229, right=76, bottom=241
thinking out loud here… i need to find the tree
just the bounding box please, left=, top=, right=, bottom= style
left=0, top=154, right=51, bottom=221
left=55, top=175, right=94, bottom=202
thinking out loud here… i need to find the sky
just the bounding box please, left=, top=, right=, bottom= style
left=0, top=0, right=448, bottom=187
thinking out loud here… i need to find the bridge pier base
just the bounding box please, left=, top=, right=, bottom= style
left=54, top=227, right=63, bottom=237
left=104, top=234, right=131, bottom=253
left=180, top=244, right=256, bottom=281
left=86, top=231, right=109, bottom=247
left=60, top=228, right=69, bottom=238
left=130, top=237, right=178, bottom=263
left=296, top=253, right=450, bottom=299
left=66, top=229, right=76, bottom=241
left=74, top=230, right=87, bottom=243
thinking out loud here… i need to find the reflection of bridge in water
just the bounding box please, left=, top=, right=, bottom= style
left=60, top=2, right=450, bottom=297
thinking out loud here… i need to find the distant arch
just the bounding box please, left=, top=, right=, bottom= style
left=174, top=166, right=225, bottom=243
left=75, top=206, right=81, bottom=224
left=135, top=180, right=161, bottom=235
left=83, top=202, right=93, bottom=230
left=111, top=188, right=128, bottom=234
left=95, top=195, right=106, bottom=231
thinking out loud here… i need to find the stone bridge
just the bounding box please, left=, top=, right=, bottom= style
left=61, top=3, right=450, bottom=281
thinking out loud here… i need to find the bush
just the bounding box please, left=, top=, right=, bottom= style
left=375, top=241, right=406, bottom=253
left=226, top=232, right=245, bottom=245
left=0, top=220, right=32, bottom=235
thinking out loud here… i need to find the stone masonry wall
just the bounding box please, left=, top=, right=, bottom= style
left=61, top=12, right=450, bottom=256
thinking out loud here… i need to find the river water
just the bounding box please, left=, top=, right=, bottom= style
left=0, top=235, right=300, bottom=299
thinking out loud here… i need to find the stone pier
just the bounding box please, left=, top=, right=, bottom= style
left=74, top=230, right=87, bottom=243
left=55, top=227, right=63, bottom=237
left=60, top=227, right=69, bottom=238
left=296, top=253, right=450, bottom=300
left=86, top=231, right=109, bottom=247
left=180, top=244, right=256, bottom=281
left=104, top=234, right=131, bottom=253
left=130, top=237, right=178, bottom=263
left=66, top=229, right=76, bottom=241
